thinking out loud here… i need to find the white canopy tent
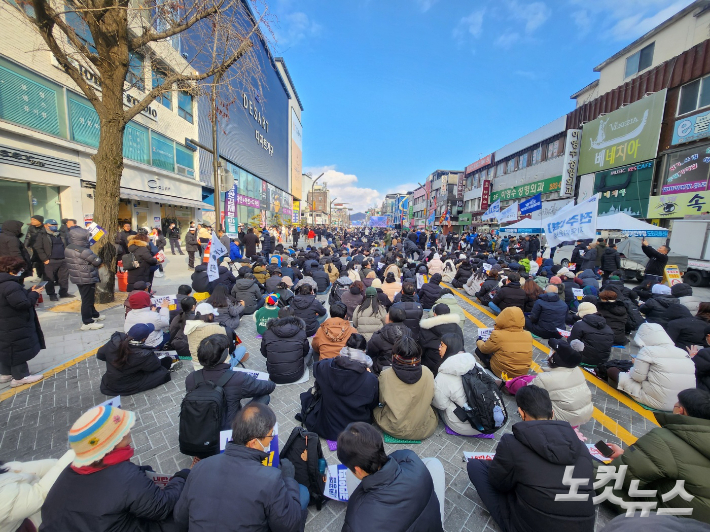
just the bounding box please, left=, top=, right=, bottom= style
left=498, top=210, right=667, bottom=237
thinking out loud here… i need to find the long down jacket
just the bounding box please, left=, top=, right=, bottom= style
left=596, top=300, right=629, bottom=346
left=528, top=292, right=567, bottom=335
left=432, top=352, right=484, bottom=436
left=0, top=220, right=31, bottom=271
left=617, top=324, right=696, bottom=411
left=366, top=322, right=412, bottom=374
left=0, top=272, right=45, bottom=368
left=260, top=316, right=310, bottom=384
left=418, top=313, right=464, bottom=377
left=126, top=238, right=156, bottom=288
left=290, top=294, right=327, bottom=336
left=568, top=314, right=614, bottom=366
left=476, top=307, right=532, bottom=379
left=532, top=366, right=593, bottom=427
left=64, top=227, right=102, bottom=285
left=352, top=301, right=387, bottom=341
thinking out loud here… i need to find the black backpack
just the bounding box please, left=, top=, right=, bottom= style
left=178, top=371, right=233, bottom=458
left=280, top=427, right=327, bottom=510
left=456, top=366, right=508, bottom=434
left=121, top=251, right=139, bottom=271
left=327, top=280, right=347, bottom=307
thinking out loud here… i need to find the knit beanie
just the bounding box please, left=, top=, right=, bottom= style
left=550, top=276, right=562, bottom=284
left=652, top=284, right=671, bottom=295
left=69, top=406, right=135, bottom=466
left=577, top=302, right=597, bottom=317
left=265, top=293, right=280, bottom=307
left=671, top=283, right=692, bottom=297
left=31, top=215, right=44, bottom=223
left=128, top=291, right=151, bottom=309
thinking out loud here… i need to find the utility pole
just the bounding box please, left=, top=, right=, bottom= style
left=211, top=69, right=223, bottom=232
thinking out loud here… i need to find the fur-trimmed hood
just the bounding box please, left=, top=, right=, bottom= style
left=127, top=236, right=149, bottom=248
left=419, top=312, right=461, bottom=329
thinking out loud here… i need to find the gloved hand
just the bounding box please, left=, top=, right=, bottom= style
left=138, top=465, right=154, bottom=472
left=280, top=458, right=295, bottom=479
left=173, top=468, right=191, bottom=480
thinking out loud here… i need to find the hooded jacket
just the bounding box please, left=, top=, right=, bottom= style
left=579, top=247, right=597, bottom=271
left=311, top=269, right=331, bottom=293
left=343, top=450, right=443, bottom=532
left=492, top=281, right=528, bottom=312
left=476, top=307, right=532, bottom=379
left=605, top=412, right=710, bottom=522
left=528, top=292, right=568, bottom=335
left=260, top=316, right=310, bottom=384
left=568, top=314, right=613, bottom=366
left=382, top=280, right=402, bottom=302
left=596, top=300, right=629, bottom=346
left=0, top=220, right=32, bottom=273
left=391, top=299, right=424, bottom=337
left=475, top=277, right=500, bottom=305
left=577, top=269, right=599, bottom=290
left=311, top=317, right=357, bottom=360
left=252, top=264, right=269, bottom=285
left=0, top=272, right=45, bottom=367
left=532, top=366, right=593, bottom=427
left=341, top=286, right=365, bottom=320
left=601, top=246, right=621, bottom=272
left=483, top=421, right=595, bottom=532
left=427, top=257, right=444, bottom=276
left=126, top=237, right=157, bottom=287
left=639, top=294, right=681, bottom=327
left=418, top=313, right=464, bottom=377
left=230, top=278, right=263, bottom=315
left=123, top=307, right=170, bottom=348
left=374, top=365, right=438, bottom=441
left=366, top=322, right=411, bottom=374
left=664, top=307, right=706, bottom=350
left=96, top=332, right=170, bottom=396
left=617, top=324, right=696, bottom=411
left=452, top=262, right=474, bottom=288
left=432, top=352, right=484, bottom=435
left=64, top=227, right=102, bottom=285
left=302, top=354, right=379, bottom=441
left=191, top=265, right=235, bottom=294
left=290, top=294, right=326, bottom=336
left=352, top=300, right=387, bottom=341
left=418, top=274, right=443, bottom=309
left=184, top=320, right=233, bottom=370
left=671, top=283, right=703, bottom=315
left=426, top=294, right=466, bottom=328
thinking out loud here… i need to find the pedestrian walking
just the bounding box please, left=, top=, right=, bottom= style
left=168, top=222, right=184, bottom=255
left=64, top=226, right=104, bottom=330
left=33, top=219, right=73, bottom=301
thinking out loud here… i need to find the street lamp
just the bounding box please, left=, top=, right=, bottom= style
left=329, top=198, right=338, bottom=225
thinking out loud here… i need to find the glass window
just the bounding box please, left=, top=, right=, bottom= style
left=506, top=159, right=515, bottom=173
left=175, top=144, right=194, bottom=176
left=152, top=69, right=172, bottom=109
left=532, top=146, right=542, bottom=165
left=677, top=76, right=710, bottom=116
left=0, top=179, right=30, bottom=225
left=0, top=66, right=61, bottom=137
left=519, top=153, right=528, bottom=169
left=178, top=91, right=193, bottom=123
left=496, top=162, right=505, bottom=176
left=127, top=53, right=144, bottom=90
left=625, top=42, right=654, bottom=78
left=30, top=184, right=61, bottom=222
left=150, top=131, right=175, bottom=171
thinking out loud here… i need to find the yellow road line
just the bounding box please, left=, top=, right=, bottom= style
left=446, top=283, right=659, bottom=427
left=0, top=347, right=99, bottom=402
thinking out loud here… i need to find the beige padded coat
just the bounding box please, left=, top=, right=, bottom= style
left=532, top=367, right=593, bottom=427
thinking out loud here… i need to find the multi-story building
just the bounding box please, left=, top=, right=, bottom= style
left=306, top=184, right=329, bottom=225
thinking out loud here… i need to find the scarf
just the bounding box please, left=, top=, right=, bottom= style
left=392, top=353, right=422, bottom=384
left=71, top=446, right=135, bottom=475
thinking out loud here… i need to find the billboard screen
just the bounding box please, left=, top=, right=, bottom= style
left=291, top=109, right=303, bottom=200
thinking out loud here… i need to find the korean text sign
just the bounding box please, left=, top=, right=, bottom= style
left=543, top=194, right=599, bottom=247
left=647, top=190, right=710, bottom=218
left=579, top=89, right=666, bottom=175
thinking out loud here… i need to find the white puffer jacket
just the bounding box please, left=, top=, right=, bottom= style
left=0, top=450, right=74, bottom=532
left=432, top=352, right=482, bottom=436
left=617, top=323, right=696, bottom=411
left=532, top=367, right=593, bottom=427
left=441, top=260, right=457, bottom=284
left=678, top=295, right=702, bottom=315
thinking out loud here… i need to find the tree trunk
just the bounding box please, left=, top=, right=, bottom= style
left=92, top=114, right=125, bottom=304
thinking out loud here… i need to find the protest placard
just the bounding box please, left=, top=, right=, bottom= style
left=233, top=367, right=270, bottom=381
left=477, top=328, right=494, bottom=342
left=220, top=423, right=279, bottom=467
left=324, top=464, right=360, bottom=502
left=572, top=288, right=584, bottom=301
left=151, top=294, right=177, bottom=311
left=463, top=452, right=496, bottom=461
left=556, top=328, right=571, bottom=338
left=97, top=396, right=121, bottom=409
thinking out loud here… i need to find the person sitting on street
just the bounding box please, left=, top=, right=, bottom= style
left=341, top=281, right=366, bottom=320
left=367, top=306, right=411, bottom=374
left=300, top=334, right=379, bottom=441
left=568, top=302, right=614, bottom=367
left=599, top=388, right=710, bottom=522
left=382, top=272, right=402, bottom=302
left=475, top=268, right=500, bottom=306
left=254, top=293, right=281, bottom=337
left=206, top=284, right=244, bottom=331
left=391, top=281, right=424, bottom=336
left=374, top=336, right=438, bottom=441
left=185, top=334, right=275, bottom=431
left=97, top=323, right=172, bottom=396
left=173, top=403, right=307, bottom=531
left=596, top=290, right=629, bottom=346
left=261, top=307, right=311, bottom=384
left=353, top=287, right=387, bottom=341
left=467, top=385, right=595, bottom=532
left=419, top=303, right=464, bottom=377
left=184, top=303, right=245, bottom=370
left=687, top=324, right=710, bottom=392
left=41, top=405, right=189, bottom=531
left=311, top=302, right=358, bottom=360
left=607, top=323, right=696, bottom=411
left=452, top=259, right=474, bottom=289
left=525, top=284, right=567, bottom=339
left=476, top=306, right=532, bottom=379
left=289, top=284, right=327, bottom=336
left=427, top=288, right=466, bottom=328
left=418, top=272, right=443, bottom=310
left=665, top=303, right=707, bottom=351
left=337, top=422, right=444, bottom=532
left=639, top=283, right=681, bottom=328
left=490, top=272, right=527, bottom=315
left=191, top=263, right=236, bottom=295
left=123, top=291, right=170, bottom=348
left=169, top=296, right=196, bottom=358
left=231, top=270, right=265, bottom=315
left=311, top=265, right=331, bottom=294
left=671, top=282, right=702, bottom=315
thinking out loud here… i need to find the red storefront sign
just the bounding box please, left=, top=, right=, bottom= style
left=465, top=154, right=494, bottom=175
left=480, top=180, right=492, bottom=210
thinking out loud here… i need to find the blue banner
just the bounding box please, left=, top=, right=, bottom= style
left=520, top=193, right=542, bottom=215
left=369, top=216, right=387, bottom=228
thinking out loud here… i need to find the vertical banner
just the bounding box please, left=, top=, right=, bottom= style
left=207, top=231, right=228, bottom=281
left=560, top=129, right=581, bottom=198
left=292, top=200, right=300, bottom=224
left=457, top=174, right=465, bottom=198
left=224, top=183, right=239, bottom=236
left=480, top=180, right=492, bottom=211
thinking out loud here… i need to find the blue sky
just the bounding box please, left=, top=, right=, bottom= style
left=258, top=0, right=694, bottom=211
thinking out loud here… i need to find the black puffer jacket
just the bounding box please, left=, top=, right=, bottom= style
left=475, top=277, right=499, bottom=304
left=418, top=273, right=443, bottom=309
left=260, top=316, right=310, bottom=384
left=694, top=348, right=710, bottom=392
left=231, top=278, right=263, bottom=315
left=596, top=300, right=629, bottom=346
left=341, top=286, right=364, bottom=320
left=343, top=450, right=443, bottom=532
left=601, top=247, right=621, bottom=272
left=312, top=269, right=331, bottom=293
left=492, top=281, right=528, bottom=311
left=452, top=263, right=473, bottom=287
left=528, top=293, right=567, bottom=334
left=0, top=220, right=31, bottom=272
left=568, top=314, right=614, bottom=366
left=418, top=313, right=464, bottom=376
left=191, top=264, right=236, bottom=294
left=290, top=294, right=326, bottom=336
left=0, top=272, right=44, bottom=368
left=64, top=227, right=102, bottom=285
left=366, top=322, right=411, bottom=374
left=601, top=279, right=638, bottom=303
left=640, top=294, right=681, bottom=327
left=126, top=238, right=157, bottom=288
left=392, top=297, right=424, bottom=337
left=96, top=332, right=170, bottom=396
left=472, top=420, right=594, bottom=532
left=185, top=230, right=201, bottom=252
left=666, top=311, right=707, bottom=351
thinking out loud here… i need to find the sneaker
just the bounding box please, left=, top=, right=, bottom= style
left=49, top=295, right=59, bottom=301
left=59, top=293, right=75, bottom=298
left=154, top=271, right=164, bottom=278
left=93, top=316, right=106, bottom=322
left=11, top=374, right=43, bottom=387
left=0, top=375, right=12, bottom=383
left=80, top=322, right=104, bottom=331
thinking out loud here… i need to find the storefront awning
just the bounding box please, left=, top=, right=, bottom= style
left=119, top=188, right=206, bottom=209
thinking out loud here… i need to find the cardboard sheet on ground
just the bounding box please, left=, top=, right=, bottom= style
left=233, top=367, right=270, bottom=381
left=463, top=451, right=496, bottom=461
left=220, top=423, right=279, bottom=467
left=324, top=464, right=360, bottom=502
left=478, top=328, right=494, bottom=342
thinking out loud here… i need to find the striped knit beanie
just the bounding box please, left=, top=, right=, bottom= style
left=69, top=406, right=136, bottom=466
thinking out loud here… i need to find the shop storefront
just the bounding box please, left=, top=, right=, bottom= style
left=592, top=161, right=655, bottom=218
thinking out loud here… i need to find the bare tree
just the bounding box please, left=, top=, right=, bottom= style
left=15, top=0, right=270, bottom=302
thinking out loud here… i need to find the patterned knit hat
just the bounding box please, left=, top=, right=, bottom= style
left=69, top=406, right=135, bottom=466
left=266, top=293, right=280, bottom=307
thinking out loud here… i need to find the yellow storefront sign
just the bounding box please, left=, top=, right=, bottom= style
left=646, top=190, right=710, bottom=218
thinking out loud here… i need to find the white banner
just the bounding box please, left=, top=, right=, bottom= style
left=497, top=201, right=519, bottom=223
left=543, top=194, right=599, bottom=247
left=207, top=231, right=228, bottom=282
left=482, top=199, right=500, bottom=220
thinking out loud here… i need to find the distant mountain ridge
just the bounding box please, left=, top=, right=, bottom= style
left=350, top=212, right=366, bottom=221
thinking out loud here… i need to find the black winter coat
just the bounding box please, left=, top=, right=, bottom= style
left=96, top=332, right=170, bottom=396
left=260, top=316, right=309, bottom=384
left=392, top=298, right=424, bottom=337
left=478, top=420, right=595, bottom=532
left=475, top=278, right=499, bottom=304
left=302, top=356, right=379, bottom=441
left=290, top=294, right=327, bottom=336
left=191, top=264, right=235, bottom=294
left=642, top=244, right=668, bottom=276
left=492, top=281, right=528, bottom=311
left=596, top=300, right=629, bottom=346
left=261, top=231, right=272, bottom=253
left=601, top=247, right=621, bottom=272
left=639, top=295, right=681, bottom=327
left=114, top=229, right=136, bottom=257
left=40, top=460, right=186, bottom=532
left=231, top=278, right=263, bottom=315
left=185, top=230, right=201, bottom=252
left=666, top=313, right=707, bottom=351
left=579, top=248, right=597, bottom=271
left=65, top=227, right=102, bottom=285
left=0, top=221, right=32, bottom=273
left=367, top=322, right=411, bottom=374
left=418, top=281, right=442, bottom=310
left=312, top=269, right=331, bottom=292
left=570, top=244, right=586, bottom=266
left=0, top=272, right=44, bottom=367
left=418, top=313, right=464, bottom=376
left=173, top=443, right=302, bottom=532
left=694, top=348, right=710, bottom=392
left=185, top=364, right=275, bottom=430
left=528, top=293, right=568, bottom=334
left=127, top=240, right=157, bottom=288
left=343, top=450, right=443, bottom=532
left=568, top=314, right=614, bottom=366
left=453, top=264, right=473, bottom=286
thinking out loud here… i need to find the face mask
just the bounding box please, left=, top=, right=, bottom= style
left=13, top=270, right=24, bottom=277
left=256, top=438, right=269, bottom=452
